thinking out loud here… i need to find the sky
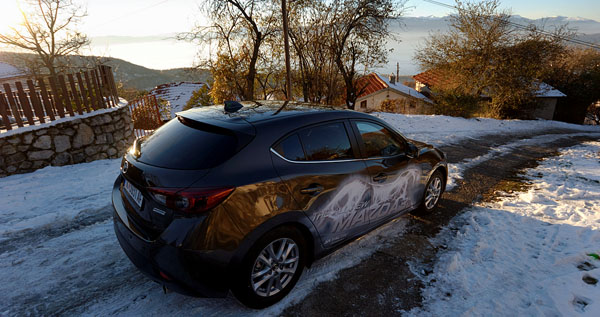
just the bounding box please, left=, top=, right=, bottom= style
left=0, top=0, right=599, bottom=70
left=406, top=0, right=600, bottom=20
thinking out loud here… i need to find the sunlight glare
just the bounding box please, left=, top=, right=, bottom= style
left=0, top=1, right=25, bottom=35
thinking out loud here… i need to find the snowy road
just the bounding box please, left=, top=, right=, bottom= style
left=1, top=114, right=599, bottom=316
left=412, top=141, right=600, bottom=316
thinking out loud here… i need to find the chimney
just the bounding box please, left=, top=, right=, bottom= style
left=389, top=73, right=396, bottom=85
left=396, top=62, right=399, bottom=81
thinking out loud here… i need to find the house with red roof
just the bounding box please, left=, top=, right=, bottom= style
left=413, top=69, right=566, bottom=120
left=354, top=73, right=433, bottom=114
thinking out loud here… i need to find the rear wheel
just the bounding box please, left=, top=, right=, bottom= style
left=231, top=226, right=306, bottom=309
left=415, top=170, right=444, bottom=213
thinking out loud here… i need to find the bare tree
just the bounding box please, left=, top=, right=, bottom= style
left=288, top=0, right=341, bottom=104
left=328, top=0, right=406, bottom=109
left=287, top=0, right=405, bottom=107
left=415, top=0, right=569, bottom=118
left=0, top=0, right=89, bottom=78
left=182, top=0, right=279, bottom=101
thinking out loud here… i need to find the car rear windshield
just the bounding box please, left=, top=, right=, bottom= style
left=136, top=118, right=238, bottom=170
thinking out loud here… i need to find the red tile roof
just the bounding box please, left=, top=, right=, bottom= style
left=413, top=69, right=454, bottom=88
left=356, top=73, right=388, bottom=98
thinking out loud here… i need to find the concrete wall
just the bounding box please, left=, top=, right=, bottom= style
left=0, top=105, right=135, bottom=178
left=355, top=89, right=434, bottom=115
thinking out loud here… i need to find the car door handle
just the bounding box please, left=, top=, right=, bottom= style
left=372, top=173, right=387, bottom=182
left=300, top=184, right=324, bottom=195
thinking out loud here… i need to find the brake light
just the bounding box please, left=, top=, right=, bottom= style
left=148, top=187, right=234, bottom=214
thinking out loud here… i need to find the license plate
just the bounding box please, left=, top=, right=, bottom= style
left=123, top=180, right=144, bottom=208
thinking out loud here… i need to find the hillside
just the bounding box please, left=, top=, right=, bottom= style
left=0, top=51, right=211, bottom=91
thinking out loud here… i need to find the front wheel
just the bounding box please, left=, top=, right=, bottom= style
left=416, top=170, right=444, bottom=213
left=231, top=226, right=306, bottom=309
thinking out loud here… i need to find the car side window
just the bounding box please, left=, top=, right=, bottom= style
left=355, top=121, right=406, bottom=158
left=298, top=122, right=354, bottom=161
left=273, top=133, right=306, bottom=161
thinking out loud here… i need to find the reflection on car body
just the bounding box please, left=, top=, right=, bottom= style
left=111, top=101, right=447, bottom=308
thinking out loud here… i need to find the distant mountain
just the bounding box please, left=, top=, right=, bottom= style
left=91, top=34, right=178, bottom=46
left=395, top=15, right=600, bottom=35
left=101, top=57, right=210, bottom=91
left=384, top=15, right=600, bottom=75
left=0, top=51, right=210, bottom=91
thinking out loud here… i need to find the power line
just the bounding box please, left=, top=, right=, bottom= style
left=422, top=0, right=600, bottom=50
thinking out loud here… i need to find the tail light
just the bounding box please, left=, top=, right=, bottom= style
left=148, top=187, right=234, bottom=215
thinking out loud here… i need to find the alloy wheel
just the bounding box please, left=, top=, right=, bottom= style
left=251, top=238, right=299, bottom=297
left=425, top=176, right=442, bottom=209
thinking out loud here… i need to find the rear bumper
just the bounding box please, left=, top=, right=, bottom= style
left=111, top=176, right=230, bottom=298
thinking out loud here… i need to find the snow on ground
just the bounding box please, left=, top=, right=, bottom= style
left=1, top=112, right=600, bottom=315
left=0, top=155, right=409, bottom=315
left=149, top=82, right=206, bottom=119
left=374, top=112, right=600, bottom=147
left=446, top=131, right=600, bottom=190
left=0, top=159, right=121, bottom=237
left=410, top=141, right=600, bottom=316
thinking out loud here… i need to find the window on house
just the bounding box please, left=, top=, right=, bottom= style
left=360, top=100, right=367, bottom=109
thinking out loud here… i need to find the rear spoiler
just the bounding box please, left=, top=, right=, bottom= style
left=177, top=114, right=256, bottom=150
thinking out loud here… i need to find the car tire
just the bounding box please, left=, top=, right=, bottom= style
left=231, top=226, right=306, bottom=309
left=414, top=170, right=444, bottom=213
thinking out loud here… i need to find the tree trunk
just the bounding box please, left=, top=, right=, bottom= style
left=245, top=33, right=262, bottom=101
left=282, top=0, right=292, bottom=100
left=335, top=56, right=355, bottom=110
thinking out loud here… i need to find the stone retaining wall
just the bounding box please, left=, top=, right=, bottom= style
left=0, top=106, right=135, bottom=178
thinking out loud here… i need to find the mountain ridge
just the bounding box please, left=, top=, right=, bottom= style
left=0, top=51, right=210, bottom=91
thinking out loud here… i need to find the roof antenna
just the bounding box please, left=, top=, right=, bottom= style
left=273, top=100, right=290, bottom=116
left=224, top=100, right=243, bottom=113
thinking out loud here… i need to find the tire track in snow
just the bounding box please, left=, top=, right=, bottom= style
left=0, top=205, right=113, bottom=254
left=0, top=220, right=149, bottom=316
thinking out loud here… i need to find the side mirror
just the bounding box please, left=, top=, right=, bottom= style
left=407, top=143, right=419, bottom=158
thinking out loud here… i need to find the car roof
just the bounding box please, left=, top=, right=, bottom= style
left=178, top=100, right=374, bottom=125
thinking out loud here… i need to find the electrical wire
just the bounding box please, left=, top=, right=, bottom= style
left=422, top=0, right=600, bottom=50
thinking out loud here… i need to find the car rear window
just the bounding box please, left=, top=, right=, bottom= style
left=136, top=119, right=238, bottom=170
left=274, top=133, right=306, bottom=161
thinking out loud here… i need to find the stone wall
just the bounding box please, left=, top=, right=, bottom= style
left=0, top=105, right=135, bottom=178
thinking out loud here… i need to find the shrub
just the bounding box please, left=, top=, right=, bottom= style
left=184, top=85, right=212, bottom=110
left=431, top=90, right=481, bottom=118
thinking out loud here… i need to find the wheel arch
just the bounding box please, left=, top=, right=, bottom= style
left=226, top=211, right=321, bottom=285
left=428, top=162, right=448, bottom=191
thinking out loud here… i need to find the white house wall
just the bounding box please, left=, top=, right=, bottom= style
left=355, top=89, right=433, bottom=115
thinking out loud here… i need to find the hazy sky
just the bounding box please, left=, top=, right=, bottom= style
left=0, top=0, right=599, bottom=70
left=1, top=0, right=599, bottom=36
left=406, top=0, right=600, bottom=21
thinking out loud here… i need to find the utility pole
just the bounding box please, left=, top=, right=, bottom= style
left=282, top=0, right=292, bottom=100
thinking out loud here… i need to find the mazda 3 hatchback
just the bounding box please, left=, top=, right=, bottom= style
left=112, top=101, right=447, bottom=308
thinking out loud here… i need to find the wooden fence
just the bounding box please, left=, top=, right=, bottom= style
left=128, top=94, right=164, bottom=138
left=0, top=65, right=119, bottom=131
